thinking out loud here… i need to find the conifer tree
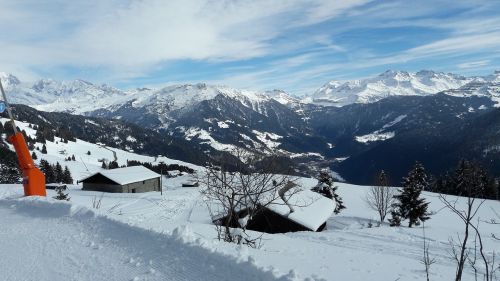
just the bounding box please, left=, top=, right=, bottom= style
left=71, top=154, right=76, bottom=161
left=0, top=163, right=21, bottom=183
left=41, top=144, right=47, bottom=154
left=390, top=162, right=430, bottom=227
left=53, top=186, right=70, bottom=201
left=39, top=159, right=55, bottom=183
left=54, top=162, right=63, bottom=183
left=31, top=151, right=37, bottom=160
left=312, top=170, right=346, bottom=214
left=63, top=166, right=73, bottom=184
left=108, top=161, right=119, bottom=169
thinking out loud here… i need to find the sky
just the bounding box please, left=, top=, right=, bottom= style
left=0, top=0, right=499, bottom=95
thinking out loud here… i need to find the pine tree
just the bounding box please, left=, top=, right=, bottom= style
left=0, top=163, right=21, bottom=184
left=453, top=160, right=489, bottom=199
left=391, top=162, right=430, bottom=227
left=87, top=151, right=91, bottom=155
left=53, top=186, right=70, bottom=201
left=108, top=161, right=119, bottom=169
left=54, top=162, right=63, bottom=183
left=388, top=209, right=401, bottom=226
left=41, top=144, right=47, bottom=154
left=31, top=151, right=37, bottom=160
left=101, top=161, right=108, bottom=169
left=62, top=166, right=73, bottom=184
left=312, top=170, right=346, bottom=214
left=71, top=154, right=76, bottom=161
left=39, top=159, right=55, bottom=183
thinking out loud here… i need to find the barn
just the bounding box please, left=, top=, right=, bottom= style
left=79, top=166, right=161, bottom=193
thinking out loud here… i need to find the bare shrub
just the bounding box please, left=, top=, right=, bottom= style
left=200, top=148, right=297, bottom=247
left=366, top=170, right=395, bottom=224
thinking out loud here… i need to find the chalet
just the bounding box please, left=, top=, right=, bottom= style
left=214, top=185, right=335, bottom=234
left=79, top=166, right=160, bottom=193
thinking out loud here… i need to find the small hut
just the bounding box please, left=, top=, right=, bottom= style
left=214, top=187, right=335, bottom=233
left=79, top=166, right=160, bottom=193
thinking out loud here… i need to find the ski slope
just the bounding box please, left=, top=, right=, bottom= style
left=1, top=118, right=499, bottom=281
left=0, top=117, right=201, bottom=181
left=0, top=197, right=293, bottom=281
left=0, top=181, right=498, bottom=281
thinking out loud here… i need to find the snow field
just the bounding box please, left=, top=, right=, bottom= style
left=1, top=119, right=500, bottom=280
left=0, top=195, right=298, bottom=281
left=1, top=180, right=498, bottom=281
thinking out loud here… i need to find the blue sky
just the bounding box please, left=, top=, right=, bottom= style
left=1, top=0, right=500, bottom=95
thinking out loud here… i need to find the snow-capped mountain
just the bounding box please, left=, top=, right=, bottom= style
left=305, top=70, right=475, bottom=106
left=443, top=71, right=500, bottom=104
left=0, top=73, right=129, bottom=113
left=1, top=73, right=297, bottom=115
left=3, top=70, right=500, bottom=183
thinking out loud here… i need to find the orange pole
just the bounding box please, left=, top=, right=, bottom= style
left=8, top=132, right=46, bottom=196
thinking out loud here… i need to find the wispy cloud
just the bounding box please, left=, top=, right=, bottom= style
left=0, top=0, right=499, bottom=94
left=457, top=60, right=490, bottom=69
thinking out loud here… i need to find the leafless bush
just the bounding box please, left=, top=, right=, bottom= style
left=200, top=148, right=298, bottom=247
left=92, top=193, right=104, bottom=209
left=440, top=161, right=496, bottom=281
left=366, top=170, right=395, bottom=224
left=420, top=222, right=435, bottom=281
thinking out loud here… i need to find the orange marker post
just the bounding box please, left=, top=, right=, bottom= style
left=1, top=78, right=46, bottom=196
left=8, top=132, right=46, bottom=196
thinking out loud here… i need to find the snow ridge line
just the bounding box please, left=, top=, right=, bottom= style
left=0, top=197, right=302, bottom=281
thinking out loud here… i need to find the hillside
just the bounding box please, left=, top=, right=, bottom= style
left=0, top=180, right=498, bottom=281
left=3, top=70, right=500, bottom=184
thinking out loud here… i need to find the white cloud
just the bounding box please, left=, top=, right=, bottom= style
left=0, top=0, right=367, bottom=80
left=457, top=60, right=490, bottom=69
left=0, top=0, right=499, bottom=93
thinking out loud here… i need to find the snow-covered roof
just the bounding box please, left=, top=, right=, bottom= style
left=266, top=189, right=335, bottom=231
left=79, top=166, right=160, bottom=185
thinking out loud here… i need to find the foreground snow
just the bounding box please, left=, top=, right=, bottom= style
left=1, top=181, right=498, bottom=281
left=0, top=195, right=294, bottom=281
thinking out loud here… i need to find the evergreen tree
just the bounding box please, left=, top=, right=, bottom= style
left=62, top=166, right=73, bottom=184
left=0, top=163, right=21, bottom=183
left=108, top=161, right=119, bottom=169
left=31, top=151, right=37, bottom=160
left=87, top=151, right=91, bottom=155
left=54, top=162, right=63, bottom=183
left=391, top=162, right=430, bottom=227
left=71, top=154, right=76, bottom=161
left=39, top=159, right=55, bottom=183
left=101, top=161, right=108, bottom=169
left=41, top=144, right=47, bottom=154
left=312, top=170, right=346, bottom=214
left=453, top=160, right=489, bottom=199
left=53, top=186, right=70, bottom=201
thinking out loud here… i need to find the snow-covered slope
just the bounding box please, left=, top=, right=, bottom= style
left=0, top=117, right=200, bottom=181
left=306, top=70, right=475, bottom=106
left=0, top=197, right=289, bottom=281
left=0, top=180, right=498, bottom=281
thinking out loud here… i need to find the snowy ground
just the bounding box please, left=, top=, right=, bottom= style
left=1, top=118, right=499, bottom=280
left=1, top=181, right=499, bottom=281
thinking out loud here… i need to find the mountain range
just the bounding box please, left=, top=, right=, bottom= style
left=2, top=70, right=500, bottom=184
